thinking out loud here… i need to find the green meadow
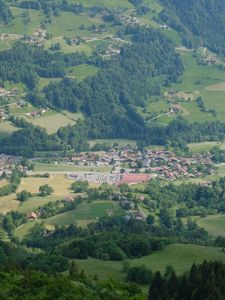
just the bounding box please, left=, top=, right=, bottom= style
left=0, top=8, right=43, bottom=35
left=196, top=214, right=225, bottom=237
left=189, top=141, right=225, bottom=153
left=67, top=64, right=100, bottom=81
left=76, top=243, right=225, bottom=280
left=67, top=0, right=133, bottom=9
left=46, top=200, right=121, bottom=226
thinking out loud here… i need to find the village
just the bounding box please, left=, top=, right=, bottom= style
left=68, top=146, right=215, bottom=181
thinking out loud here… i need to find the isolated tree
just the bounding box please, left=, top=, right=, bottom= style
left=70, top=181, right=89, bottom=193
left=39, top=184, right=54, bottom=196
left=17, top=190, right=32, bottom=202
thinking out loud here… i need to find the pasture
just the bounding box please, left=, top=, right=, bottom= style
left=0, top=121, right=19, bottom=137
left=189, top=141, right=225, bottom=153
left=0, top=8, right=43, bottom=35
left=46, top=200, right=121, bottom=226
left=18, top=196, right=64, bottom=214
left=76, top=243, right=225, bottom=280
left=67, top=64, right=100, bottom=81
left=196, top=214, right=225, bottom=237
left=206, top=81, right=225, bottom=91
left=21, top=112, right=78, bottom=134
left=47, top=13, right=102, bottom=38
left=0, top=194, right=20, bottom=214
left=67, top=0, right=133, bottom=9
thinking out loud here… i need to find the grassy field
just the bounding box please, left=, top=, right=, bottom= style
left=45, top=37, right=104, bottom=55
left=18, top=195, right=64, bottom=214
left=189, top=141, right=225, bottom=153
left=46, top=200, right=121, bottom=226
left=0, top=194, right=20, bottom=214
left=67, top=64, right=100, bottom=81
left=47, top=13, right=102, bottom=38
left=167, top=51, right=225, bottom=124
left=0, top=8, right=43, bottom=35
left=21, top=112, right=80, bottom=134
left=0, top=121, right=19, bottom=137
left=17, top=174, right=73, bottom=197
left=76, top=243, right=225, bottom=281
left=206, top=81, right=225, bottom=91
left=38, top=78, right=60, bottom=90
left=196, top=214, right=225, bottom=237
left=68, top=0, right=133, bottom=9
left=34, top=163, right=112, bottom=173
left=14, top=220, right=38, bottom=240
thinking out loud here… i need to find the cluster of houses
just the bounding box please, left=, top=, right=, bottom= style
left=113, top=193, right=146, bottom=221
left=0, top=87, right=19, bottom=99
left=0, top=154, right=23, bottom=177
left=0, top=109, right=9, bottom=120
left=23, top=29, right=47, bottom=47
left=117, top=14, right=139, bottom=26
left=70, top=147, right=214, bottom=180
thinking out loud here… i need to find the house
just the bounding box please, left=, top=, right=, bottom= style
left=27, top=212, right=37, bottom=220
left=31, top=111, right=40, bottom=118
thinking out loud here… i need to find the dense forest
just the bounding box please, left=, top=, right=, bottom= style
left=148, top=260, right=225, bottom=300
left=0, top=0, right=12, bottom=24
left=0, top=42, right=88, bottom=89
left=0, top=238, right=224, bottom=299
left=159, top=0, right=225, bottom=56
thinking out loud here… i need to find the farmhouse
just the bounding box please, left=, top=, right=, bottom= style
left=27, top=212, right=37, bottom=220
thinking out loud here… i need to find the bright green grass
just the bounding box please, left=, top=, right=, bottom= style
left=18, top=196, right=63, bottom=214
left=45, top=38, right=103, bottom=55
left=201, top=90, right=225, bottom=122
left=68, top=0, right=133, bottom=9
left=182, top=102, right=216, bottom=123
left=34, top=163, right=112, bottom=172
left=4, top=81, right=26, bottom=92
left=89, top=139, right=137, bottom=147
left=46, top=201, right=120, bottom=226
left=139, top=100, right=170, bottom=116
left=196, top=214, right=225, bottom=237
left=162, top=29, right=181, bottom=45
left=15, top=221, right=38, bottom=240
left=21, top=112, right=77, bottom=134
left=47, top=13, right=102, bottom=38
left=67, top=64, right=100, bottom=81
left=173, top=52, right=225, bottom=92
left=38, top=78, right=60, bottom=90
left=0, top=8, right=43, bottom=35
left=76, top=243, right=225, bottom=280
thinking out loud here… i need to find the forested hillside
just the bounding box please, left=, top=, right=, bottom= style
left=44, top=27, right=183, bottom=139
left=0, top=0, right=225, bottom=155
left=0, top=0, right=12, bottom=24
left=159, top=0, right=225, bottom=56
